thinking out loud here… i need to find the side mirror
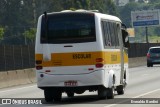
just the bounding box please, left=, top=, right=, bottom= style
left=122, top=29, right=130, bottom=48
left=124, top=35, right=130, bottom=48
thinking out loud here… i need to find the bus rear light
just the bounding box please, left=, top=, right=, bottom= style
left=36, top=60, right=42, bottom=64
left=36, top=66, right=43, bottom=70
left=95, top=63, right=104, bottom=68
left=96, top=58, right=104, bottom=62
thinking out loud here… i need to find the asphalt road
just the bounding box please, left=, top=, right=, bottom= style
left=0, top=65, right=160, bottom=107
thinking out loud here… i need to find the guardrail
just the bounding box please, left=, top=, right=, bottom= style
left=0, top=45, right=34, bottom=71
left=0, top=68, right=36, bottom=89
left=129, top=43, right=160, bottom=58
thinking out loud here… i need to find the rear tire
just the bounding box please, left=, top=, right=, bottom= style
left=67, top=92, right=74, bottom=98
left=53, top=90, right=62, bottom=102
left=98, top=87, right=107, bottom=99
left=44, top=89, right=54, bottom=102
left=107, top=77, right=115, bottom=99
left=107, top=86, right=114, bottom=99
left=147, top=63, right=153, bottom=67
left=117, top=85, right=124, bottom=95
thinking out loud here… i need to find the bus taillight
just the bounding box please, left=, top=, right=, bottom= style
left=95, top=58, right=104, bottom=68
left=95, top=63, right=104, bottom=68
left=36, top=66, right=43, bottom=70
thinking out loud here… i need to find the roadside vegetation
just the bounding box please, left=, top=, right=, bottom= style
left=0, top=0, right=160, bottom=44
left=118, top=0, right=160, bottom=43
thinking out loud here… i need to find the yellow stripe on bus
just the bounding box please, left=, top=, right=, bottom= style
left=35, top=51, right=128, bottom=67
left=35, top=54, right=43, bottom=60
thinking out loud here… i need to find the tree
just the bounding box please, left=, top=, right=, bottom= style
left=0, top=0, right=35, bottom=44
left=138, top=0, right=145, bottom=3
left=118, top=2, right=142, bottom=27
left=23, top=28, right=36, bottom=44
left=105, top=0, right=118, bottom=15
left=90, top=0, right=105, bottom=12
left=0, top=0, right=118, bottom=44
left=129, top=0, right=136, bottom=2
left=0, top=27, right=4, bottom=40
left=149, top=0, right=160, bottom=4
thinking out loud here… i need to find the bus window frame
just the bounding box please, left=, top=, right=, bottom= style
left=101, top=19, right=121, bottom=49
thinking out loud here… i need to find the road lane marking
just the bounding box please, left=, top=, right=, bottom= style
left=0, top=85, right=36, bottom=94
left=133, top=88, right=160, bottom=98
left=104, top=88, right=160, bottom=107
left=0, top=83, right=160, bottom=106
left=142, top=74, right=149, bottom=76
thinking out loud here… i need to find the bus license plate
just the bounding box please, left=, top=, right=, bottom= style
left=64, top=81, right=78, bottom=86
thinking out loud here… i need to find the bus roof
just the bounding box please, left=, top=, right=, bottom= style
left=94, top=12, right=121, bottom=22
left=43, top=10, right=122, bottom=23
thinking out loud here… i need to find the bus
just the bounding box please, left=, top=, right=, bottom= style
left=35, top=10, right=129, bottom=102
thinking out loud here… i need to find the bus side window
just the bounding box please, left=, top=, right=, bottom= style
left=102, top=21, right=122, bottom=48
left=114, top=23, right=120, bottom=47
left=101, top=21, right=112, bottom=48
left=105, top=22, right=112, bottom=46
left=109, top=22, right=115, bottom=46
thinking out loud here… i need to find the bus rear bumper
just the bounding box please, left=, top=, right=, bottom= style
left=37, top=70, right=105, bottom=88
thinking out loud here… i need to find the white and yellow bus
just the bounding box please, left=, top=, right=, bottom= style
left=35, top=10, right=129, bottom=102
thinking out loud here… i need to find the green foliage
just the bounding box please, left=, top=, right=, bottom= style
left=0, top=27, right=4, bottom=40
left=148, top=35, right=160, bottom=43
left=118, top=2, right=142, bottom=27
left=23, top=28, right=36, bottom=43
left=105, top=0, right=118, bottom=15
left=149, top=0, right=160, bottom=4
left=2, top=0, right=160, bottom=44
left=118, top=0, right=160, bottom=43
left=0, top=0, right=118, bottom=44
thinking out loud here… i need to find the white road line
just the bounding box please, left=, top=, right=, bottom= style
left=0, top=85, right=36, bottom=94
left=133, top=88, right=160, bottom=98
left=1, top=84, right=160, bottom=107
left=104, top=88, right=160, bottom=107
left=142, top=74, right=149, bottom=76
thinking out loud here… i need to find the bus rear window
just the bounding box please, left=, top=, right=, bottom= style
left=41, top=13, right=96, bottom=44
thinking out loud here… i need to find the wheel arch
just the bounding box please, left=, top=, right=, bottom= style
left=108, top=70, right=115, bottom=88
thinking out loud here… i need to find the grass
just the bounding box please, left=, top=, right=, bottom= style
left=149, top=36, right=160, bottom=43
